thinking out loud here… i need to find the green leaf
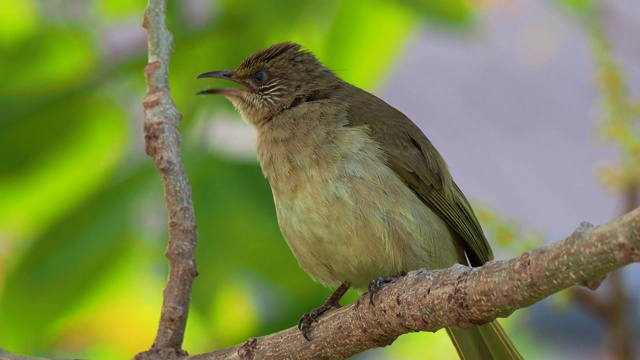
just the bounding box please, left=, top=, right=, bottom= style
left=400, top=0, right=475, bottom=24
left=320, top=0, right=418, bottom=89
left=0, top=169, right=152, bottom=353
left=0, top=26, right=95, bottom=97
left=557, top=0, right=597, bottom=12
left=0, top=96, right=128, bottom=240
left=98, top=0, right=145, bottom=18
left=0, top=0, right=37, bottom=45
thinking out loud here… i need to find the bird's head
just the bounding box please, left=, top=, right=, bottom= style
left=197, top=42, right=339, bottom=127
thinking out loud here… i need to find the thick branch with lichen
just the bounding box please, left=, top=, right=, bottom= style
left=187, top=208, right=640, bottom=360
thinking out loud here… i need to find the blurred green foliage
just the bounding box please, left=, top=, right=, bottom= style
left=0, top=0, right=514, bottom=358
left=475, top=206, right=541, bottom=255
left=558, top=0, right=640, bottom=193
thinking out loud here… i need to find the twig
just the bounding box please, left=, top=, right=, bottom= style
left=135, top=0, right=199, bottom=359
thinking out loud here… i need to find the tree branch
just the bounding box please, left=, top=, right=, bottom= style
left=136, top=0, right=198, bottom=358
left=2, top=209, right=639, bottom=360
left=186, top=208, right=640, bottom=360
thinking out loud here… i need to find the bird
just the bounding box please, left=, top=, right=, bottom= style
left=197, top=42, right=522, bottom=359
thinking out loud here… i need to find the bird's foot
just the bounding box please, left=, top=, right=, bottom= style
left=298, top=282, right=350, bottom=341
left=368, top=273, right=405, bottom=305
left=298, top=303, right=339, bottom=341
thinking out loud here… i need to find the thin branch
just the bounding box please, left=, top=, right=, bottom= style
left=187, top=208, right=640, bottom=360
left=136, top=0, right=198, bottom=358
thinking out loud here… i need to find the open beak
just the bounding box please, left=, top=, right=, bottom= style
left=196, top=70, right=247, bottom=96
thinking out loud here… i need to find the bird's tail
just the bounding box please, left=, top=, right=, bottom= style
left=446, top=320, right=522, bottom=360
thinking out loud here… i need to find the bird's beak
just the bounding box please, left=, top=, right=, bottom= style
left=196, top=70, right=247, bottom=96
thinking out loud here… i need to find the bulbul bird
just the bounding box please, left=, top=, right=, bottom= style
left=197, top=42, right=522, bottom=359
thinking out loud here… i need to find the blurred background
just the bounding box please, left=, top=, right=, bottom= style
left=1, top=0, right=639, bottom=359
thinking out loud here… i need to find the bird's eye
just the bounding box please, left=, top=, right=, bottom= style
left=253, top=70, right=268, bottom=83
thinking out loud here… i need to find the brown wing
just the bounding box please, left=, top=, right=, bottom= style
left=343, top=85, right=492, bottom=266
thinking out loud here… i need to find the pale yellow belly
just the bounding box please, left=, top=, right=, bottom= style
left=273, top=151, right=461, bottom=290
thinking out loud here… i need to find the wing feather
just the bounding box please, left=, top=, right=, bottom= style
left=344, top=86, right=492, bottom=265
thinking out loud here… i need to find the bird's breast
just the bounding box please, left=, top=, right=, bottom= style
left=255, top=114, right=458, bottom=289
